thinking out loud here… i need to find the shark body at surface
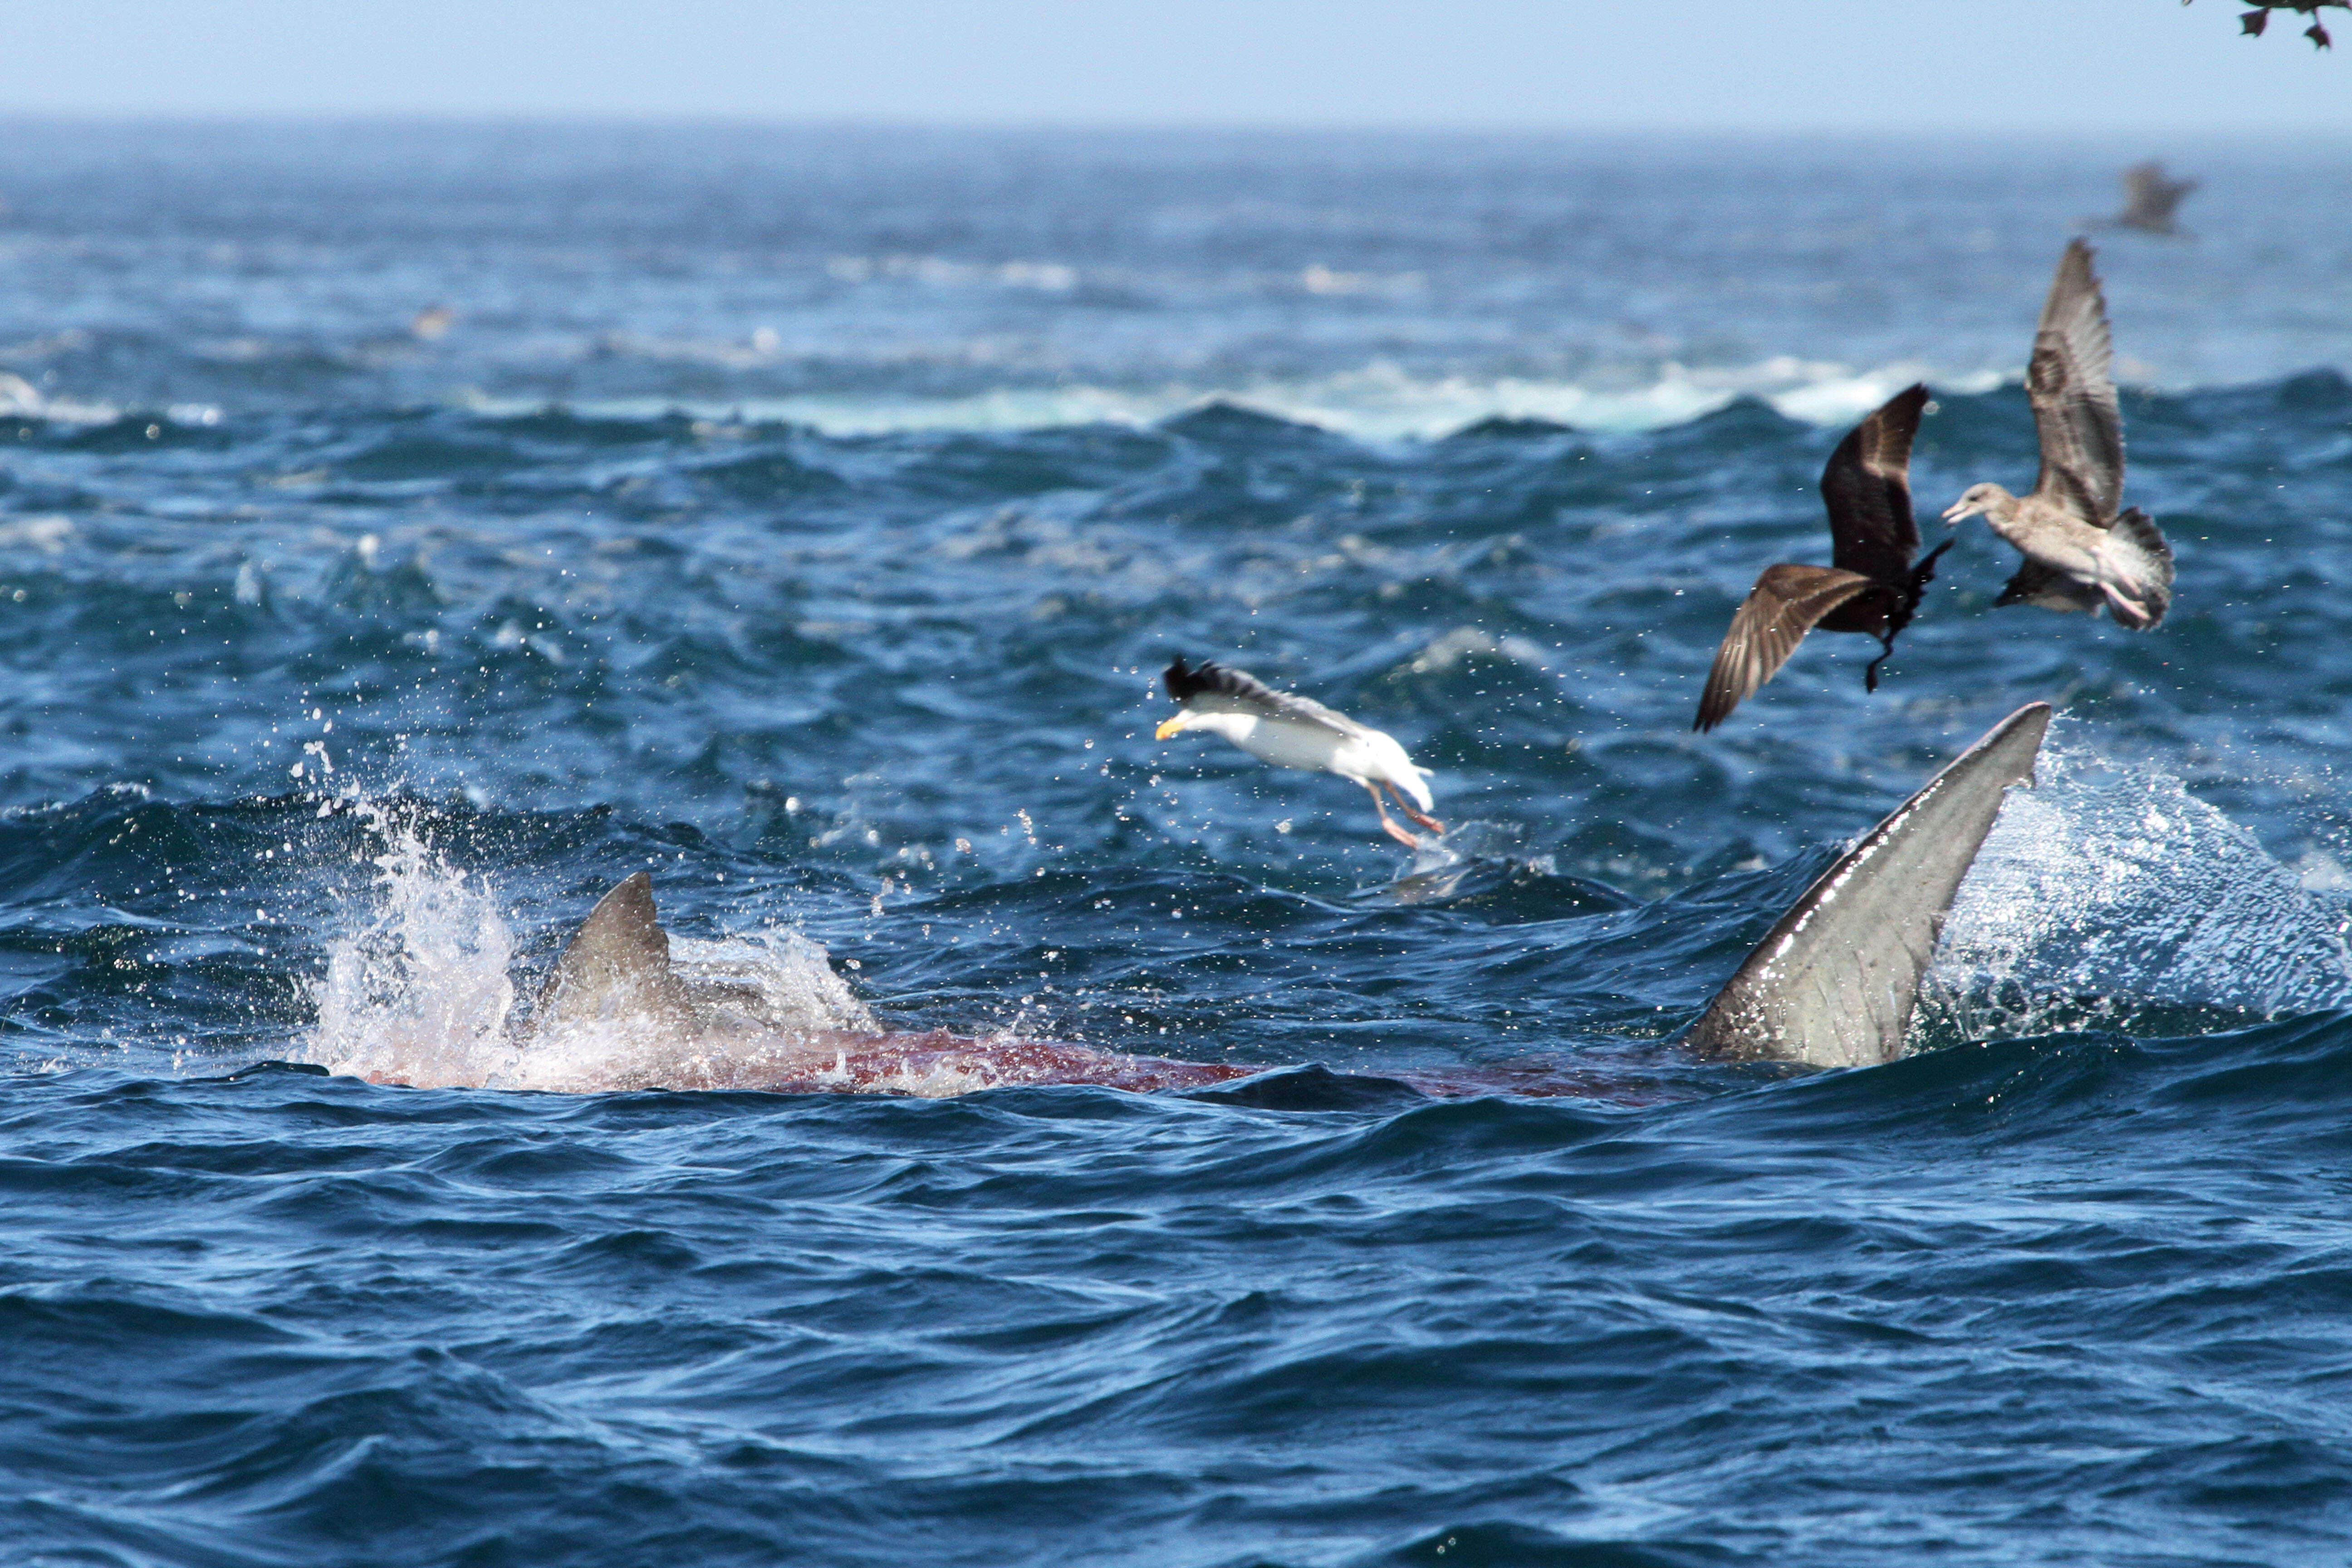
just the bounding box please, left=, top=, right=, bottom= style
left=348, top=705, right=2051, bottom=1095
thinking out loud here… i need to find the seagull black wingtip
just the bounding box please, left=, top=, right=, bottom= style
left=1163, top=655, right=1230, bottom=702
left=1165, top=657, right=1280, bottom=706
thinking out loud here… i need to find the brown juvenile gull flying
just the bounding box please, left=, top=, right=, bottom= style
left=1156, top=657, right=1441, bottom=847
left=2094, top=162, right=2199, bottom=238
left=1693, top=383, right=1950, bottom=732
left=1943, top=241, right=2174, bottom=630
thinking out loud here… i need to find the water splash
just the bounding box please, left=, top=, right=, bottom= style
left=301, top=797, right=880, bottom=1092
left=306, top=795, right=518, bottom=1087
left=1374, top=820, right=1546, bottom=905
left=502, top=931, right=885, bottom=1094
left=1929, top=742, right=2352, bottom=1035
left=668, top=933, right=878, bottom=1037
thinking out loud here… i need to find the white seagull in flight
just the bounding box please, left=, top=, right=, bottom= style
left=1155, top=657, right=1442, bottom=847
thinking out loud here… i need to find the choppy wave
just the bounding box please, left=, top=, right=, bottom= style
left=7, top=122, right=2352, bottom=438
left=0, top=351, right=2005, bottom=439
left=10, top=123, right=2352, bottom=1568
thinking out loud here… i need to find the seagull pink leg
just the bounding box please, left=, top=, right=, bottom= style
left=1384, top=781, right=1444, bottom=836
left=1365, top=784, right=1424, bottom=848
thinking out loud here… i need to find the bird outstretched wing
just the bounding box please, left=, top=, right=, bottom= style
left=1693, top=565, right=1879, bottom=732
left=2027, top=240, right=2126, bottom=524
left=1164, top=656, right=1363, bottom=737
left=1822, top=382, right=1928, bottom=583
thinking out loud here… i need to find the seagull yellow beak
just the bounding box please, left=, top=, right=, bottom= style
left=1154, top=712, right=1189, bottom=740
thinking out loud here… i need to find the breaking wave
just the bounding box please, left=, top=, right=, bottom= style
left=441, top=356, right=1983, bottom=441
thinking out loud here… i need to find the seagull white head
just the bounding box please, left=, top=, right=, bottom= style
left=1154, top=706, right=1245, bottom=743
left=1153, top=710, right=1189, bottom=740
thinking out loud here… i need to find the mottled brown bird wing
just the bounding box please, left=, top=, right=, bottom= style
left=1822, top=383, right=1928, bottom=583
left=2027, top=240, right=2125, bottom=523
left=1994, top=557, right=2104, bottom=615
left=1694, top=565, right=1878, bottom=732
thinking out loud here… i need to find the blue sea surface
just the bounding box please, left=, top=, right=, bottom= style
left=4, top=122, right=2352, bottom=1565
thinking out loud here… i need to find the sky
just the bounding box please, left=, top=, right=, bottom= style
left=0, top=0, right=2344, bottom=133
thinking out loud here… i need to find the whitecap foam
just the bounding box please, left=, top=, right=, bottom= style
left=1407, top=626, right=1555, bottom=675
left=1931, top=739, right=2352, bottom=1032
left=0, top=515, right=74, bottom=552
left=444, top=355, right=2000, bottom=441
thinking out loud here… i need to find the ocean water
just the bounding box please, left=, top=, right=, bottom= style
left=5, top=122, right=2352, bottom=1565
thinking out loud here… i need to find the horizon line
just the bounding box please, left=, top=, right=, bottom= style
left=0, top=108, right=2349, bottom=142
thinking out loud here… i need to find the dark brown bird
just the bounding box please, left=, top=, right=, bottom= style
left=1693, top=384, right=1950, bottom=733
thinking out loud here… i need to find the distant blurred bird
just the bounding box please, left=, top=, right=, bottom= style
left=411, top=304, right=457, bottom=341
left=2092, top=162, right=2199, bottom=237
left=1156, top=657, right=1441, bottom=847
left=1943, top=240, right=2174, bottom=629
left=1692, top=383, right=1950, bottom=733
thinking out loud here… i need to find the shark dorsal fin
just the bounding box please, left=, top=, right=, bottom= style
left=1687, top=702, right=2051, bottom=1068
left=534, top=871, right=693, bottom=1034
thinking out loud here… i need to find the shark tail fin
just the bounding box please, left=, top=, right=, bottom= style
left=1685, top=702, right=2052, bottom=1069
left=533, top=871, right=694, bottom=1035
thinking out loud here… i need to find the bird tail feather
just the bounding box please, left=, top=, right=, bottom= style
left=2099, top=507, right=2174, bottom=629
left=1396, top=763, right=1435, bottom=814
